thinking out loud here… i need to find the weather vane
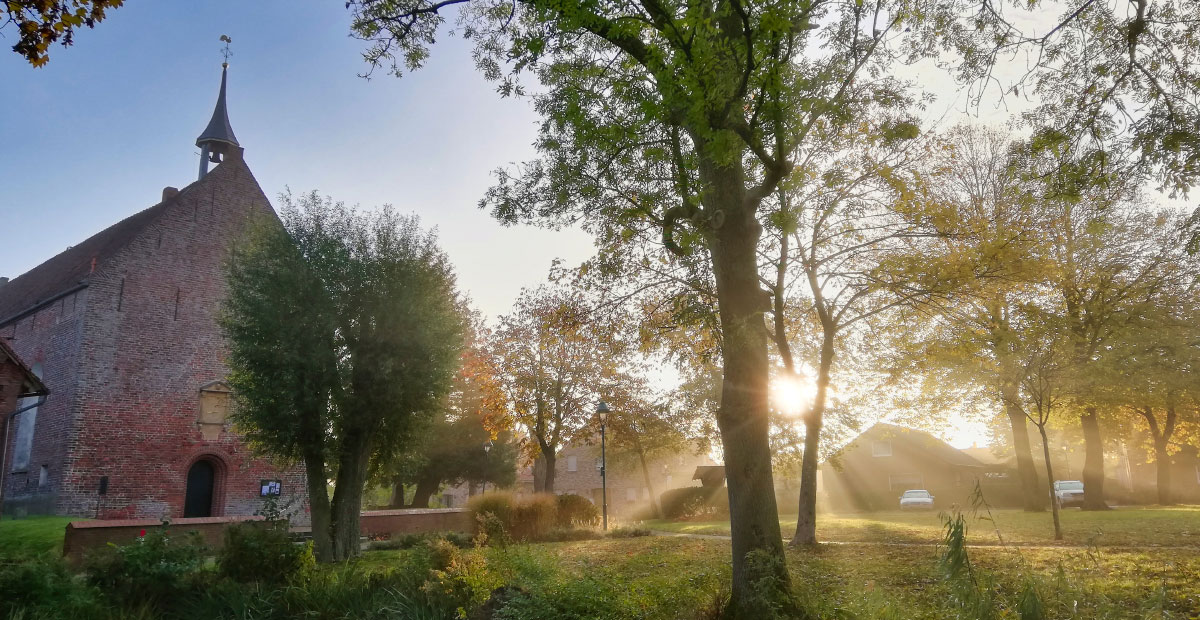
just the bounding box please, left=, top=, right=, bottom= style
left=219, top=35, right=233, bottom=66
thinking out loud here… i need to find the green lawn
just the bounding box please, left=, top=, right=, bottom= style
left=644, top=505, right=1200, bottom=547
left=0, top=516, right=77, bottom=558
left=354, top=536, right=1200, bottom=618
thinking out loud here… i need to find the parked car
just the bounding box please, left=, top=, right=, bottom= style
left=1054, top=480, right=1085, bottom=508
left=899, top=489, right=934, bottom=510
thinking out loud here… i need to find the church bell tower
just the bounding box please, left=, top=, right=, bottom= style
left=196, top=39, right=239, bottom=180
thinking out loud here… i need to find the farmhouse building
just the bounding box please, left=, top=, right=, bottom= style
left=0, top=64, right=306, bottom=520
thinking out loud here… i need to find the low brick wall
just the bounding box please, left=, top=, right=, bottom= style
left=359, top=508, right=471, bottom=538
left=62, top=509, right=470, bottom=562
left=63, top=515, right=265, bottom=563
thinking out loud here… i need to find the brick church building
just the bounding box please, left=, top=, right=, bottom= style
left=0, top=64, right=307, bottom=520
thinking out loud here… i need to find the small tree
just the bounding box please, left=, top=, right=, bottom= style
left=221, top=191, right=465, bottom=561
left=492, top=285, right=619, bottom=492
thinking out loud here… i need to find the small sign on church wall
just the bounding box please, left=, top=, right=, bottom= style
left=260, top=479, right=282, bottom=497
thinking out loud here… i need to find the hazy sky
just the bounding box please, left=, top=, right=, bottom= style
left=0, top=1, right=593, bottom=323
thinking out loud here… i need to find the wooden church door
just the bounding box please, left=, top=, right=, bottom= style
left=184, top=460, right=215, bottom=518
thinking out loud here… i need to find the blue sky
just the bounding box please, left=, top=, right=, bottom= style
left=0, top=1, right=592, bottom=322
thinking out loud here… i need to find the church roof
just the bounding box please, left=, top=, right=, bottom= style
left=0, top=164, right=230, bottom=326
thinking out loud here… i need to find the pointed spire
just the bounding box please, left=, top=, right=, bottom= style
left=196, top=56, right=240, bottom=180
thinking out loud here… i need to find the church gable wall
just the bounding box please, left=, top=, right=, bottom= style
left=65, top=156, right=307, bottom=521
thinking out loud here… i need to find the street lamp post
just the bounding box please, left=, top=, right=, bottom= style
left=597, top=401, right=610, bottom=531
left=483, top=441, right=492, bottom=494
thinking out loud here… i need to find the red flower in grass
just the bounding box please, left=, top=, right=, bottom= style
left=139, top=529, right=146, bottom=537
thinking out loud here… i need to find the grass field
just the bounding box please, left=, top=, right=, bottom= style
left=644, top=505, right=1200, bottom=547
left=0, top=516, right=77, bottom=558
left=352, top=536, right=1200, bottom=618
left=2, top=511, right=1198, bottom=617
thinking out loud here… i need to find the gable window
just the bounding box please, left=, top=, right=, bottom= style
left=567, top=456, right=578, bottom=472
left=872, top=441, right=892, bottom=457
left=198, top=381, right=232, bottom=441
left=38, top=465, right=48, bottom=487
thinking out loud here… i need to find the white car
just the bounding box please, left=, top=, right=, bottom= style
left=1054, top=480, right=1085, bottom=508
left=899, top=489, right=934, bottom=510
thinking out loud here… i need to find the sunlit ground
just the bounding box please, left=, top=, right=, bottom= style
left=643, top=505, right=1200, bottom=547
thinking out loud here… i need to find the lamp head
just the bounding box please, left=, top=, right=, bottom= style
left=596, top=400, right=610, bottom=425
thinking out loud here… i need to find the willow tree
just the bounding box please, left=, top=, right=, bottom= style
left=346, top=0, right=1200, bottom=603
left=221, top=192, right=465, bottom=561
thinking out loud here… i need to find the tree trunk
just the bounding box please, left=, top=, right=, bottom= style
left=329, top=434, right=371, bottom=561
left=705, top=161, right=788, bottom=608
left=1002, top=383, right=1045, bottom=511
left=1036, top=423, right=1063, bottom=541
left=389, top=478, right=405, bottom=509
left=542, top=452, right=557, bottom=494
left=303, top=452, right=335, bottom=563
left=1079, top=407, right=1108, bottom=510
left=1140, top=405, right=1177, bottom=506
left=532, top=456, right=546, bottom=493
left=792, top=332, right=834, bottom=546
left=409, top=476, right=441, bottom=509
left=1154, top=439, right=1172, bottom=506
left=635, top=446, right=661, bottom=518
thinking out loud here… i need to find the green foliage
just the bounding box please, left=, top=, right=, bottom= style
left=218, top=521, right=314, bottom=585
left=468, top=491, right=516, bottom=531
left=556, top=493, right=600, bottom=528
left=83, top=526, right=209, bottom=607
left=366, top=531, right=473, bottom=551
left=0, top=557, right=106, bottom=618
left=659, top=486, right=728, bottom=520
left=221, top=191, right=466, bottom=560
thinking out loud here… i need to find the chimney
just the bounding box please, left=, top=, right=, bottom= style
left=162, top=187, right=179, bottom=201
left=0, top=277, right=8, bottom=289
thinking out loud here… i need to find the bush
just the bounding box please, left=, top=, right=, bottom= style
left=510, top=493, right=558, bottom=541
left=467, top=491, right=515, bottom=530
left=556, top=493, right=600, bottom=528
left=468, top=492, right=558, bottom=543
left=218, top=521, right=314, bottom=585
left=83, top=525, right=209, bottom=607
left=0, top=557, right=105, bottom=617
left=659, top=486, right=728, bottom=519
left=538, top=527, right=603, bottom=542
left=366, top=531, right=472, bottom=551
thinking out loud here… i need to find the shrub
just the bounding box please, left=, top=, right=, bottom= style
left=83, top=525, right=208, bottom=607
left=538, top=527, right=602, bottom=542
left=0, top=557, right=105, bottom=617
left=469, top=492, right=558, bottom=543
left=659, top=486, right=728, bottom=519
left=366, top=531, right=473, bottom=551
left=510, top=493, right=558, bottom=541
left=218, top=521, right=314, bottom=585
left=556, top=493, right=600, bottom=528
left=467, top=491, right=515, bottom=532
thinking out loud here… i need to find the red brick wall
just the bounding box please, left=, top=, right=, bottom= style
left=359, top=508, right=471, bottom=537
left=61, top=515, right=267, bottom=563
left=3, top=154, right=307, bottom=521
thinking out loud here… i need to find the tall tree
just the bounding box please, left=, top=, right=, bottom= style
left=493, top=286, right=618, bottom=493
left=346, top=0, right=1200, bottom=602
left=221, top=192, right=465, bottom=561
left=889, top=126, right=1053, bottom=512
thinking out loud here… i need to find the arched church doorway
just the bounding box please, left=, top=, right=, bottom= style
left=184, top=459, right=216, bottom=517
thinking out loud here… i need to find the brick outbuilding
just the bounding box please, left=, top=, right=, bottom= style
left=0, top=65, right=307, bottom=521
